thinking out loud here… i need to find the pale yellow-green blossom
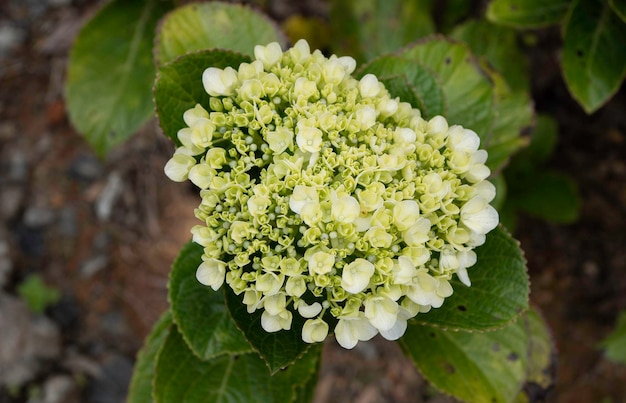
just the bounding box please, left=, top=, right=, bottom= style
left=164, top=39, right=499, bottom=349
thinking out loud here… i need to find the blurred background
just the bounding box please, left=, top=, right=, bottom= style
left=1, top=0, right=625, bottom=402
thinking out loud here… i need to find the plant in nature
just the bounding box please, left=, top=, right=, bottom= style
left=17, top=274, right=61, bottom=314
left=64, top=1, right=572, bottom=402
left=487, top=0, right=626, bottom=114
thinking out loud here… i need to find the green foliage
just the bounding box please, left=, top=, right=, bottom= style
left=600, top=310, right=626, bottom=365
left=65, top=0, right=172, bottom=157
left=503, top=115, right=580, bottom=228
left=154, top=50, right=251, bottom=143
left=450, top=20, right=529, bottom=92
left=562, top=0, right=626, bottom=113
left=128, top=312, right=172, bottom=403
left=487, top=0, right=571, bottom=28
left=154, top=325, right=321, bottom=403
left=330, top=0, right=435, bottom=62
left=358, top=37, right=531, bottom=171
left=155, top=2, right=286, bottom=65
left=487, top=0, right=626, bottom=113
left=17, top=274, right=61, bottom=314
left=225, top=287, right=312, bottom=374
left=61, top=1, right=577, bottom=401
left=401, top=308, right=554, bottom=403
left=411, top=226, right=529, bottom=331
left=169, top=242, right=252, bottom=360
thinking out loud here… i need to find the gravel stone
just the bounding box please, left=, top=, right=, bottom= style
left=0, top=294, right=61, bottom=386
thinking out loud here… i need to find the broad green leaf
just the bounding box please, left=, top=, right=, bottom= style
left=66, top=0, right=172, bottom=157
left=562, top=0, right=626, bottom=113
left=485, top=73, right=534, bottom=171
left=512, top=115, right=558, bottom=170
left=154, top=50, right=251, bottom=142
left=400, top=37, right=496, bottom=142
left=169, top=242, right=251, bottom=360
left=487, top=0, right=571, bottom=28
left=330, top=0, right=435, bottom=62
left=357, top=55, right=445, bottom=118
left=225, top=286, right=311, bottom=374
left=600, top=310, right=626, bottom=364
left=610, top=0, right=626, bottom=23
left=512, top=171, right=580, bottom=223
left=412, top=226, right=529, bottom=331
left=450, top=20, right=529, bottom=92
left=402, top=318, right=529, bottom=403
left=155, top=2, right=286, bottom=65
left=518, top=308, right=556, bottom=400
left=439, top=0, right=473, bottom=33
left=128, top=312, right=172, bottom=403
left=154, top=325, right=321, bottom=403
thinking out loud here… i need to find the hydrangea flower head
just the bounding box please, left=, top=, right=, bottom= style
left=165, top=40, right=499, bottom=349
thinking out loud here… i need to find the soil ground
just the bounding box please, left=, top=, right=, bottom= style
left=1, top=1, right=625, bottom=402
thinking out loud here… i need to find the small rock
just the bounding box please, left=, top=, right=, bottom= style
left=95, top=172, right=124, bottom=221
left=24, top=206, right=55, bottom=228
left=80, top=255, right=109, bottom=278
left=68, top=154, right=104, bottom=182
left=0, top=239, right=12, bottom=288
left=7, top=150, right=29, bottom=182
left=0, top=294, right=61, bottom=386
left=28, top=375, right=80, bottom=403
left=0, top=22, right=26, bottom=57
left=58, top=206, right=77, bottom=237
left=88, top=354, right=133, bottom=403
left=0, top=184, right=24, bottom=221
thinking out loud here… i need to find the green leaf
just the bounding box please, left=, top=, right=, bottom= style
left=402, top=318, right=529, bottom=403
left=154, top=50, right=251, bottom=142
left=169, top=242, right=252, bottom=360
left=330, top=0, right=435, bottom=62
left=610, top=0, right=626, bottom=23
left=154, top=325, right=321, bottom=403
left=450, top=20, right=529, bottom=92
left=155, top=2, right=286, bottom=65
left=512, top=115, right=558, bottom=171
left=486, top=0, right=571, bottom=28
left=17, top=274, right=61, bottom=314
left=412, top=226, right=529, bottom=331
left=357, top=55, right=445, bottom=118
left=485, top=73, right=534, bottom=171
left=439, top=0, right=473, bottom=33
left=225, top=286, right=311, bottom=374
left=400, top=37, right=496, bottom=142
left=518, top=308, right=556, bottom=400
left=513, top=171, right=580, bottom=223
left=600, top=310, right=626, bottom=364
left=562, top=0, right=626, bottom=113
left=128, top=312, right=172, bottom=403
left=65, top=0, right=172, bottom=157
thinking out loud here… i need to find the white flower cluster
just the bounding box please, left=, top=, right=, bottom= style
left=164, top=40, right=499, bottom=349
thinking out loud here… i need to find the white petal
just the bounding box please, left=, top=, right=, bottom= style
left=341, top=258, right=375, bottom=294
left=364, top=297, right=399, bottom=331
left=196, top=259, right=226, bottom=291
left=297, top=301, right=322, bottom=318
left=302, top=319, right=329, bottom=343
left=379, top=318, right=407, bottom=340
left=359, top=74, right=380, bottom=98
left=334, top=318, right=358, bottom=349
left=461, top=199, right=499, bottom=234
left=456, top=266, right=471, bottom=287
